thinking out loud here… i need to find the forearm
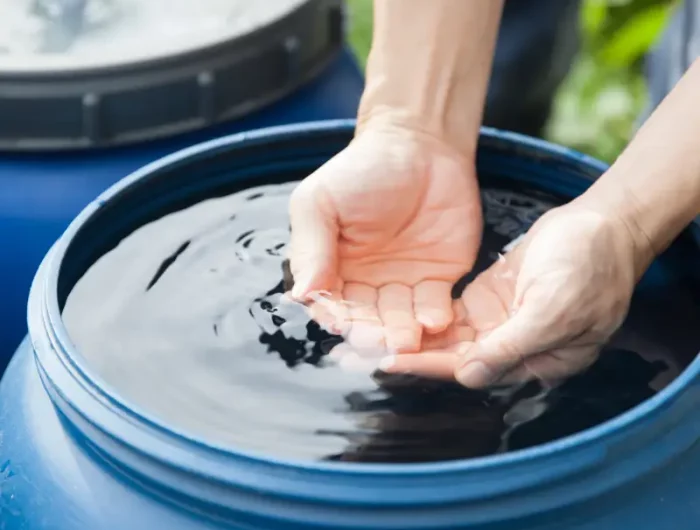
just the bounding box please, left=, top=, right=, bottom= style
left=356, top=0, right=505, bottom=157
left=581, top=59, right=700, bottom=273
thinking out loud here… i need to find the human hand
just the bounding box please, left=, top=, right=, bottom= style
left=288, top=123, right=482, bottom=354
left=380, top=202, right=649, bottom=388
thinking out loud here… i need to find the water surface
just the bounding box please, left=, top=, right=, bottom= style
left=63, top=182, right=697, bottom=462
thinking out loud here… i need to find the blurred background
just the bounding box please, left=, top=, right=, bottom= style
left=346, top=0, right=677, bottom=163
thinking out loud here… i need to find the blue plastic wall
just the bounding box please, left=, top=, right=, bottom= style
left=2, top=330, right=697, bottom=530
left=0, top=49, right=363, bottom=373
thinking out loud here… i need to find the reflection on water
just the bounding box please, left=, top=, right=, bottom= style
left=63, top=182, right=693, bottom=463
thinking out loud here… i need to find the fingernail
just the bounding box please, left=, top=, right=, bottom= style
left=416, top=315, right=435, bottom=328
left=378, top=356, right=396, bottom=372
left=291, top=274, right=311, bottom=299
left=456, top=361, right=495, bottom=388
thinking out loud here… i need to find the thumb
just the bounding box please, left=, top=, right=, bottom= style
left=454, top=304, right=557, bottom=388
left=288, top=186, right=339, bottom=300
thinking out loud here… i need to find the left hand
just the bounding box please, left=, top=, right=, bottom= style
left=377, top=202, right=646, bottom=388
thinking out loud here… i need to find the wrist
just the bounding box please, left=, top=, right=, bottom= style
left=355, top=108, right=477, bottom=168
left=356, top=78, right=482, bottom=159
left=574, top=181, right=656, bottom=282
left=357, top=0, right=504, bottom=161
left=356, top=107, right=476, bottom=162
left=575, top=58, right=700, bottom=270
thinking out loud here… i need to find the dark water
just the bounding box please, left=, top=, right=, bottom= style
left=62, top=182, right=698, bottom=463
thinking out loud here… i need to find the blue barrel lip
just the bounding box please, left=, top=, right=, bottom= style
left=32, top=119, right=700, bottom=481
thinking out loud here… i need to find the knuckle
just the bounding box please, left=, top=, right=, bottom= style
left=493, top=335, right=525, bottom=364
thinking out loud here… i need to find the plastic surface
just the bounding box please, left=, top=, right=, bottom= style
left=0, top=0, right=343, bottom=149
left=1, top=120, right=700, bottom=529
left=0, top=49, right=363, bottom=373
left=1, top=0, right=307, bottom=67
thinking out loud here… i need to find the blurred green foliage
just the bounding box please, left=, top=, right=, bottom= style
left=548, top=0, right=677, bottom=161
left=346, top=0, right=373, bottom=68
left=346, top=0, right=678, bottom=162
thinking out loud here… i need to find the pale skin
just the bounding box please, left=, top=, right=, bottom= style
left=289, top=0, right=502, bottom=350
left=289, top=0, right=700, bottom=388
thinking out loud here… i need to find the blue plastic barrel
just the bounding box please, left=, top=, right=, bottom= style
left=1, top=121, right=700, bottom=529
left=0, top=49, right=363, bottom=373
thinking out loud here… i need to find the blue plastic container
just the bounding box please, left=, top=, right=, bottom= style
left=0, top=49, right=363, bottom=372
left=1, top=121, right=700, bottom=529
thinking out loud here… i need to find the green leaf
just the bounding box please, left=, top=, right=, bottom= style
left=582, top=0, right=608, bottom=36
left=593, top=0, right=677, bottom=45
left=597, top=4, right=672, bottom=67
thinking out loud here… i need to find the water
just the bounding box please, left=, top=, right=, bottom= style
left=62, top=182, right=696, bottom=463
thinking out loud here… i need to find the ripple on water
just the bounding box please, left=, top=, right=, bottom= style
left=62, top=182, right=692, bottom=463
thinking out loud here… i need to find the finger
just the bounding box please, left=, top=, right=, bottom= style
left=328, top=341, right=353, bottom=361
left=421, top=325, right=476, bottom=351
left=340, top=350, right=385, bottom=374
left=452, top=298, right=469, bottom=325
left=502, top=345, right=599, bottom=385
left=503, top=233, right=526, bottom=253
left=307, top=288, right=349, bottom=335
left=377, top=284, right=421, bottom=353
left=289, top=185, right=339, bottom=300
left=343, top=283, right=386, bottom=355
left=488, top=364, right=532, bottom=387
left=454, top=303, right=561, bottom=389
left=327, top=343, right=382, bottom=373
left=378, top=347, right=466, bottom=380
left=413, top=280, right=454, bottom=333
left=486, top=255, right=518, bottom=310
left=460, top=278, right=510, bottom=331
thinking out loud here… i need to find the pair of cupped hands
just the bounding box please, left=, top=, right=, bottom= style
left=287, top=125, right=640, bottom=388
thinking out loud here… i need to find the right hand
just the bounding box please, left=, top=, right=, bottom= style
left=381, top=201, right=652, bottom=387
left=288, top=122, right=483, bottom=354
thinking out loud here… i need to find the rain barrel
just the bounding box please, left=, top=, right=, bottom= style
left=0, top=0, right=362, bottom=370
left=1, top=120, right=700, bottom=529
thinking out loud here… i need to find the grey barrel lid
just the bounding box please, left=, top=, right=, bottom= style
left=0, top=0, right=345, bottom=151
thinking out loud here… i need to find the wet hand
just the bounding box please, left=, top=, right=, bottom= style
left=288, top=124, right=481, bottom=354
left=381, top=203, right=643, bottom=387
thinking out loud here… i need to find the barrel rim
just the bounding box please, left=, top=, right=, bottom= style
left=29, top=119, right=700, bottom=497
left=0, top=0, right=345, bottom=151
left=0, top=0, right=330, bottom=75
